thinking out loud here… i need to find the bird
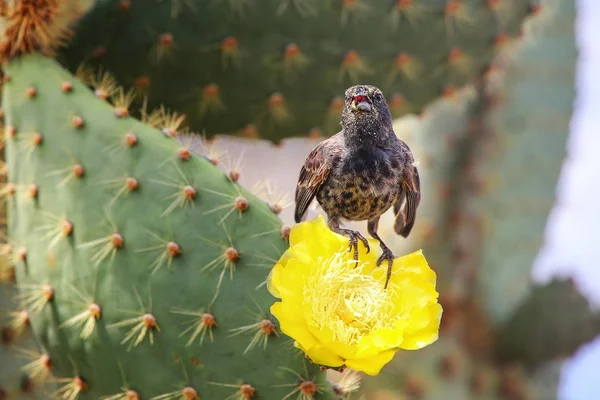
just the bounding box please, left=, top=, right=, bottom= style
left=293, top=84, right=421, bottom=289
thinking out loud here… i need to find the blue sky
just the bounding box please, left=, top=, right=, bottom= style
left=533, top=0, right=600, bottom=398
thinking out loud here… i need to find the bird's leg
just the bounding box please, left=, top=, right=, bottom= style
left=367, top=217, right=395, bottom=289
left=327, top=217, right=370, bottom=268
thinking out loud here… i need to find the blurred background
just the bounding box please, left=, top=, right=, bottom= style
left=2, top=0, right=600, bottom=398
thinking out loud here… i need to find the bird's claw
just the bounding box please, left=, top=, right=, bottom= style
left=376, top=247, right=395, bottom=290
left=340, top=229, right=370, bottom=268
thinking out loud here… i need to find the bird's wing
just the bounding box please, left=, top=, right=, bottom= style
left=393, top=144, right=421, bottom=237
left=294, top=138, right=338, bottom=223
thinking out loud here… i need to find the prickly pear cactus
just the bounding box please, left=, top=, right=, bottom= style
left=472, top=0, right=578, bottom=325
left=357, top=0, right=600, bottom=398
left=56, top=0, right=538, bottom=142
left=2, top=53, right=336, bottom=399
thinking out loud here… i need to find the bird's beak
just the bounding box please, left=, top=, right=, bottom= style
left=352, top=94, right=372, bottom=112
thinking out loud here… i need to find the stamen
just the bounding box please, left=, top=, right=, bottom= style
left=303, top=253, right=396, bottom=346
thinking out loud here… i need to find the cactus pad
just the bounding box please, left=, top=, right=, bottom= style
left=2, top=53, right=336, bottom=399
left=57, top=0, right=538, bottom=142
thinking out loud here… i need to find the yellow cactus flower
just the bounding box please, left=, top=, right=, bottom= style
left=268, top=215, right=443, bottom=376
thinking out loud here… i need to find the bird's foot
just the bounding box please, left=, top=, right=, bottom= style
left=376, top=245, right=395, bottom=290
left=339, top=229, right=370, bottom=268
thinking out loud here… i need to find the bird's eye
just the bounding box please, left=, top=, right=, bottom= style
left=375, top=93, right=382, bottom=101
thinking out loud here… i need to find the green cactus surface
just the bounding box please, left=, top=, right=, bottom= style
left=2, top=53, right=336, bottom=399
left=356, top=1, right=597, bottom=398
left=55, top=0, right=538, bottom=142
left=497, top=279, right=600, bottom=369
left=1, top=253, right=46, bottom=399
left=473, top=0, right=577, bottom=326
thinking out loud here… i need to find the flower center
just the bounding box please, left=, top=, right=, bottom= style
left=304, top=253, right=397, bottom=346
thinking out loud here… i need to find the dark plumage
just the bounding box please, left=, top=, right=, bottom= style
left=294, top=84, right=421, bottom=289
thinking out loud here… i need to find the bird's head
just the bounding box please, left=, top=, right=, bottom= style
left=341, top=85, right=392, bottom=130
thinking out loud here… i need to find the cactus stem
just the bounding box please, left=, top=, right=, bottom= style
left=14, top=284, right=54, bottom=314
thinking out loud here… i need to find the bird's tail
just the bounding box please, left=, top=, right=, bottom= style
left=394, top=212, right=415, bottom=238
left=392, top=191, right=418, bottom=238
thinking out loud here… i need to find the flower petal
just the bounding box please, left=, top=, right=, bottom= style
left=400, top=303, right=443, bottom=350
left=345, top=349, right=397, bottom=376
left=270, top=302, right=318, bottom=351
left=301, top=343, right=345, bottom=368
